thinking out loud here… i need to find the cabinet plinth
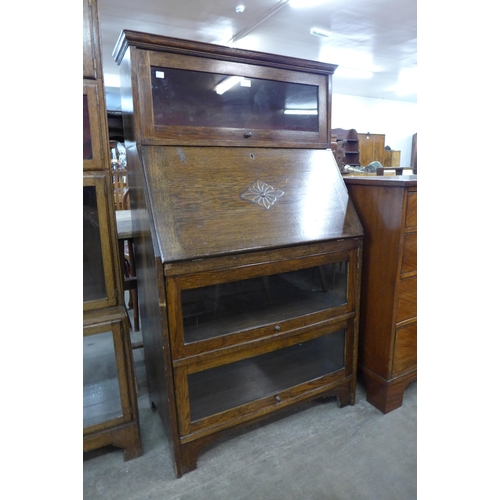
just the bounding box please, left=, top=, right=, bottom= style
left=344, top=175, right=417, bottom=413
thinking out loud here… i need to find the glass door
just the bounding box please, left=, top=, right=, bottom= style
left=83, top=173, right=117, bottom=310
left=140, top=50, right=329, bottom=147
left=168, top=251, right=354, bottom=359
left=83, top=319, right=132, bottom=433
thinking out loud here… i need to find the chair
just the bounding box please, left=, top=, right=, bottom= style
left=112, top=167, right=128, bottom=210
left=122, top=189, right=140, bottom=333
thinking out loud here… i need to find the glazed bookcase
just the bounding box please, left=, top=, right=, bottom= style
left=113, top=30, right=363, bottom=476
left=83, top=0, right=141, bottom=460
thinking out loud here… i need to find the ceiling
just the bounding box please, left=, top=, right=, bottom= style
left=98, top=0, right=417, bottom=111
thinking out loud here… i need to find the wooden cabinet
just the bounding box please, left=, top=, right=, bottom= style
left=358, top=133, right=385, bottom=166
left=113, top=30, right=363, bottom=477
left=383, top=150, right=401, bottom=167
left=331, top=128, right=360, bottom=170
left=83, top=0, right=141, bottom=460
left=83, top=307, right=141, bottom=459
left=344, top=175, right=417, bottom=413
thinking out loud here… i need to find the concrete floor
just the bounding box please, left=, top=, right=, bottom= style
left=83, top=315, right=417, bottom=500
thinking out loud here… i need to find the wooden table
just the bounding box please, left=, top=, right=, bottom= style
left=115, top=210, right=140, bottom=336
left=116, top=209, right=133, bottom=239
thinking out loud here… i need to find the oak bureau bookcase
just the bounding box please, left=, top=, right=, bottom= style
left=113, top=30, right=363, bottom=477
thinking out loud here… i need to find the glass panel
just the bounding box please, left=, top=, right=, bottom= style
left=188, top=329, right=345, bottom=422
left=83, top=186, right=107, bottom=302
left=83, top=330, right=123, bottom=427
left=182, top=262, right=347, bottom=343
left=151, top=66, right=319, bottom=132
left=83, top=94, right=92, bottom=160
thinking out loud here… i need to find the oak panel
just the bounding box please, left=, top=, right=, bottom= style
left=396, top=276, right=417, bottom=324
left=401, top=232, right=417, bottom=275
left=405, top=191, right=417, bottom=228
left=392, top=322, right=417, bottom=374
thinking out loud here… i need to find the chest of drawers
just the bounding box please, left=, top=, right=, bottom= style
left=344, top=175, right=417, bottom=413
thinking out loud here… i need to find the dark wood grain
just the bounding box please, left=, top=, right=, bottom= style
left=141, top=146, right=362, bottom=262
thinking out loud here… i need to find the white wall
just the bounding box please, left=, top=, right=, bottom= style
left=331, top=94, right=417, bottom=167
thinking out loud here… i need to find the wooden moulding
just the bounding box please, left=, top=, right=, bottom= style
left=112, top=30, right=338, bottom=75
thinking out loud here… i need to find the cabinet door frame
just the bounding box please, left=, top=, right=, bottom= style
left=83, top=317, right=134, bottom=435
left=83, top=0, right=98, bottom=80
left=167, top=248, right=357, bottom=359
left=358, top=133, right=385, bottom=166
left=83, top=172, right=118, bottom=311
left=83, top=82, right=106, bottom=171
left=174, top=317, right=354, bottom=440
left=134, top=50, right=331, bottom=148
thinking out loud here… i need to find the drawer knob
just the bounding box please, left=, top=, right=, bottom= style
left=244, top=131, right=252, bottom=138
left=274, top=325, right=281, bottom=332
left=275, top=395, right=282, bottom=403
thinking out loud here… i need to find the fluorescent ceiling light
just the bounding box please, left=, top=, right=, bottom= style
left=335, top=67, right=374, bottom=79
left=284, top=109, right=318, bottom=115
left=214, top=76, right=244, bottom=95
left=310, top=27, right=332, bottom=39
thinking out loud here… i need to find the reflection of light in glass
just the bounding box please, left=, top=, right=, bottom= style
left=104, top=73, right=120, bottom=87
left=284, top=109, right=318, bottom=115
left=214, top=76, right=244, bottom=95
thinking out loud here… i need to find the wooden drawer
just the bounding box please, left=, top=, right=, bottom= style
left=401, top=232, right=417, bottom=275
left=395, top=276, right=417, bottom=324
left=405, top=191, right=417, bottom=228
left=392, top=321, right=417, bottom=374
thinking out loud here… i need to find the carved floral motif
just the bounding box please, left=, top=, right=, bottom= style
left=241, top=181, right=284, bottom=209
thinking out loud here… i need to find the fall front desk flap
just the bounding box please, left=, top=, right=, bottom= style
left=141, top=146, right=363, bottom=263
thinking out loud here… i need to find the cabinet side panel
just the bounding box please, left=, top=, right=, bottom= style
left=346, top=183, right=404, bottom=378
left=128, top=143, right=182, bottom=470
